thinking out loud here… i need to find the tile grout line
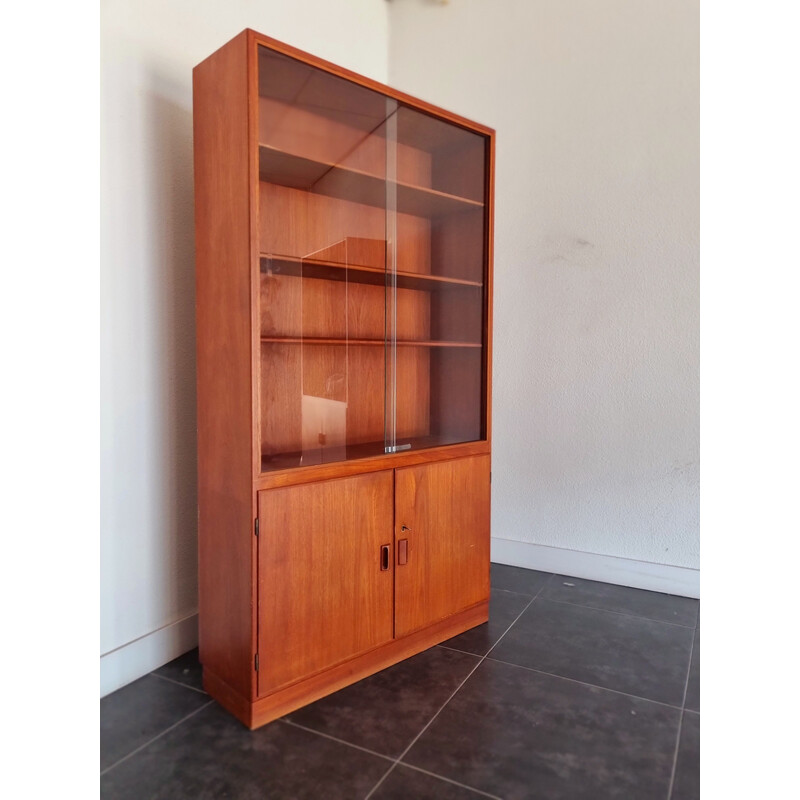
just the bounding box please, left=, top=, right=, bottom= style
left=482, top=579, right=549, bottom=661
left=360, top=657, right=484, bottom=799
left=484, top=655, right=685, bottom=712
left=100, top=700, right=215, bottom=777
left=666, top=631, right=696, bottom=799
left=436, top=642, right=484, bottom=655
left=399, top=762, right=504, bottom=799
left=537, top=595, right=698, bottom=629
left=279, top=719, right=395, bottom=763
left=363, top=578, right=548, bottom=799
left=150, top=672, right=209, bottom=696
left=282, top=711, right=500, bottom=798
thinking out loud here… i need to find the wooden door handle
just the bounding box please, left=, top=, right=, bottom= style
left=380, top=544, right=391, bottom=571
left=398, top=539, right=408, bottom=565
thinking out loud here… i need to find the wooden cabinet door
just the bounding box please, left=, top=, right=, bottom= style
left=257, top=471, right=394, bottom=695
left=394, top=455, right=491, bottom=638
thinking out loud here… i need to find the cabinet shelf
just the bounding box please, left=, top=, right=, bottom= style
left=260, top=337, right=482, bottom=348
left=259, top=144, right=484, bottom=218
left=261, top=253, right=482, bottom=291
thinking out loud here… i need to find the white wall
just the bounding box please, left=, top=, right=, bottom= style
left=389, top=0, right=699, bottom=593
left=100, top=0, right=389, bottom=696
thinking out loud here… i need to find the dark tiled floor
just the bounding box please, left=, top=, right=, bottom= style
left=541, top=574, right=699, bottom=627
left=100, top=673, right=209, bottom=771
left=152, top=647, right=205, bottom=693
left=405, top=659, right=680, bottom=800
left=490, top=599, right=694, bottom=706
left=101, top=566, right=699, bottom=799
left=287, top=646, right=480, bottom=758
left=440, top=587, right=531, bottom=657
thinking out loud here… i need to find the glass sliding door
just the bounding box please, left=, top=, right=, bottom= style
left=257, top=47, right=392, bottom=470
left=388, top=105, right=489, bottom=452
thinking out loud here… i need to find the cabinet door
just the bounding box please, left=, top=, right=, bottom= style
left=257, top=471, right=394, bottom=695
left=394, top=455, right=491, bottom=638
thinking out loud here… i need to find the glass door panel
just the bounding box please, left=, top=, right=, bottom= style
left=258, top=47, right=393, bottom=471
left=390, top=106, right=489, bottom=451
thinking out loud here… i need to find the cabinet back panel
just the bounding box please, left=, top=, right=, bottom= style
left=260, top=275, right=430, bottom=341
left=259, top=183, right=431, bottom=275
left=430, top=348, right=484, bottom=444
left=430, top=208, right=485, bottom=283
left=257, top=472, right=394, bottom=694
left=430, top=286, right=484, bottom=344
left=259, top=96, right=432, bottom=188
left=260, top=343, right=430, bottom=463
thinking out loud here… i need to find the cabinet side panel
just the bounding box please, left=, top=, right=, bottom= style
left=194, top=31, right=254, bottom=698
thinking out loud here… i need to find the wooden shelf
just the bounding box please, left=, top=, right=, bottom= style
left=260, top=337, right=482, bottom=348
left=259, top=144, right=484, bottom=218
left=260, top=254, right=482, bottom=291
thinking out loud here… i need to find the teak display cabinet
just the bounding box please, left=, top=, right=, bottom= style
left=194, top=29, right=495, bottom=729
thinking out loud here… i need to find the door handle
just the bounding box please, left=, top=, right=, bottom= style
left=398, top=538, right=408, bottom=566
left=380, top=544, right=390, bottom=571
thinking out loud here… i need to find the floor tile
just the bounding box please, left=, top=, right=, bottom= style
left=440, top=588, right=531, bottom=656
left=490, top=563, right=552, bottom=596
left=101, top=704, right=389, bottom=799
left=287, top=646, right=479, bottom=758
left=542, top=574, right=699, bottom=627
left=671, top=711, right=700, bottom=799
left=152, top=648, right=205, bottom=693
left=100, top=675, right=211, bottom=771
left=404, top=658, right=680, bottom=800
left=491, top=598, right=694, bottom=705
left=684, top=628, right=700, bottom=712
left=371, top=764, right=493, bottom=799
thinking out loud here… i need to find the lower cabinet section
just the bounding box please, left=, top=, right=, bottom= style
left=209, top=453, right=490, bottom=727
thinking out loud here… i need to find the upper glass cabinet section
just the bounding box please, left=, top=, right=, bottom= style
left=256, top=45, right=489, bottom=473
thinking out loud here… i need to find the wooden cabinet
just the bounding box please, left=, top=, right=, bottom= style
left=194, top=29, right=494, bottom=729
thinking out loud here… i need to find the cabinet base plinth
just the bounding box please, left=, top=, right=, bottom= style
left=202, top=600, right=489, bottom=730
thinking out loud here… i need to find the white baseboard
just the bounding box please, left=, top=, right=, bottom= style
left=491, top=538, right=699, bottom=599
left=100, top=613, right=199, bottom=697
